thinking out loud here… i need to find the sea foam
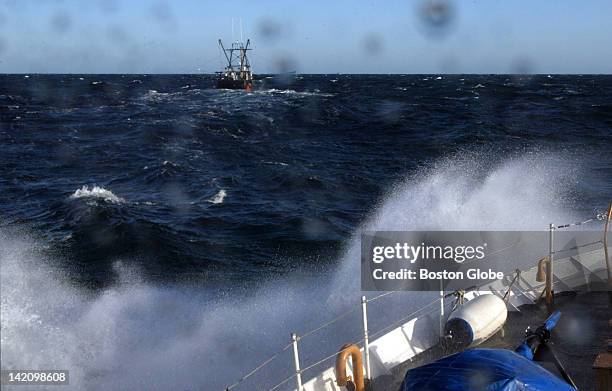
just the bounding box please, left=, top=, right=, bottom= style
left=70, top=186, right=125, bottom=204
left=208, top=189, right=227, bottom=204
left=2, top=153, right=585, bottom=390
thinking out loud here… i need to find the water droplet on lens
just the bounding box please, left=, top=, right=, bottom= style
left=417, top=0, right=456, bottom=39
left=50, top=11, right=72, bottom=34
left=362, top=33, right=384, bottom=55
left=257, top=18, right=282, bottom=41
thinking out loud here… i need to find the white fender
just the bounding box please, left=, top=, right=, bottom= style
left=445, top=294, right=507, bottom=347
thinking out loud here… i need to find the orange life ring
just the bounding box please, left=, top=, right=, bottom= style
left=335, top=344, right=365, bottom=391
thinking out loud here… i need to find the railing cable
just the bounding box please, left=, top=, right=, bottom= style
left=555, top=212, right=607, bottom=229
left=227, top=212, right=610, bottom=390
left=225, top=342, right=293, bottom=391
left=366, top=290, right=396, bottom=303
left=369, top=298, right=440, bottom=341
left=300, top=339, right=365, bottom=374
left=267, top=373, right=296, bottom=391
left=299, top=306, right=360, bottom=340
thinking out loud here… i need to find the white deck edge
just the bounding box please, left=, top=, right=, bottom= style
left=301, top=247, right=610, bottom=391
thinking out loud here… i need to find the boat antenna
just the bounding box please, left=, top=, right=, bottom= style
left=240, top=18, right=243, bottom=42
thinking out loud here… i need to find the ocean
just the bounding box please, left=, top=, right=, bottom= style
left=1, top=74, right=611, bottom=390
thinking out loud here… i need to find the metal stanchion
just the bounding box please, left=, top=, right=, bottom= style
left=546, top=223, right=555, bottom=305
left=439, top=279, right=445, bottom=337
left=361, top=296, right=371, bottom=380
left=604, top=202, right=612, bottom=289
left=291, top=333, right=303, bottom=391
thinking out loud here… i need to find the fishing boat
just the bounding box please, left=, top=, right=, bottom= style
left=216, top=38, right=253, bottom=91
left=224, top=204, right=612, bottom=391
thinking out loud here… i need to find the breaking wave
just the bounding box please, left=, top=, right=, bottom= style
left=208, top=189, right=227, bottom=204
left=69, top=186, right=125, bottom=204
left=329, top=152, right=580, bottom=299
left=257, top=88, right=335, bottom=97
left=0, top=152, right=598, bottom=390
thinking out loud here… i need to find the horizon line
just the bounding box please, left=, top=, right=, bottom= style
left=2, top=72, right=611, bottom=76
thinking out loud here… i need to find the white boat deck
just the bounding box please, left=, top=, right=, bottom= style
left=301, top=246, right=610, bottom=391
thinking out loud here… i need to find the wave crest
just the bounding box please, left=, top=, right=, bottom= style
left=69, top=186, right=125, bottom=204
left=207, top=189, right=226, bottom=204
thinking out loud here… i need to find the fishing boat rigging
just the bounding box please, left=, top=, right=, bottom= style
left=217, top=38, right=253, bottom=91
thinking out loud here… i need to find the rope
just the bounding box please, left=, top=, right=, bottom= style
left=369, top=298, right=440, bottom=340
left=513, top=277, right=570, bottom=297
left=300, top=339, right=365, bottom=374
left=267, top=373, right=295, bottom=391
left=225, top=292, right=428, bottom=390
left=503, top=269, right=521, bottom=302
left=286, top=297, right=441, bottom=388
left=555, top=219, right=594, bottom=229
left=486, top=237, right=524, bottom=257
left=366, top=290, right=397, bottom=303
left=225, top=342, right=292, bottom=391
left=552, top=239, right=603, bottom=254
left=297, top=290, right=400, bottom=342
left=299, top=306, right=360, bottom=340
left=554, top=212, right=607, bottom=229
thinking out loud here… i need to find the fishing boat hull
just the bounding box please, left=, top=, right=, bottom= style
left=216, top=77, right=252, bottom=90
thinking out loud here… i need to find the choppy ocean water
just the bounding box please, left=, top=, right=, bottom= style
left=1, top=74, right=611, bottom=390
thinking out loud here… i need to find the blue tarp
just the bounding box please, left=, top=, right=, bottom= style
left=402, top=348, right=575, bottom=391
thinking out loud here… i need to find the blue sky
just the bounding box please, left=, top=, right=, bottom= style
left=1, top=0, right=611, bottom=73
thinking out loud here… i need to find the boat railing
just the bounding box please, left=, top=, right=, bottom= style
left=225, top=291, right=442, bottom=391
left=224, top=206, right=611, bottom=391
